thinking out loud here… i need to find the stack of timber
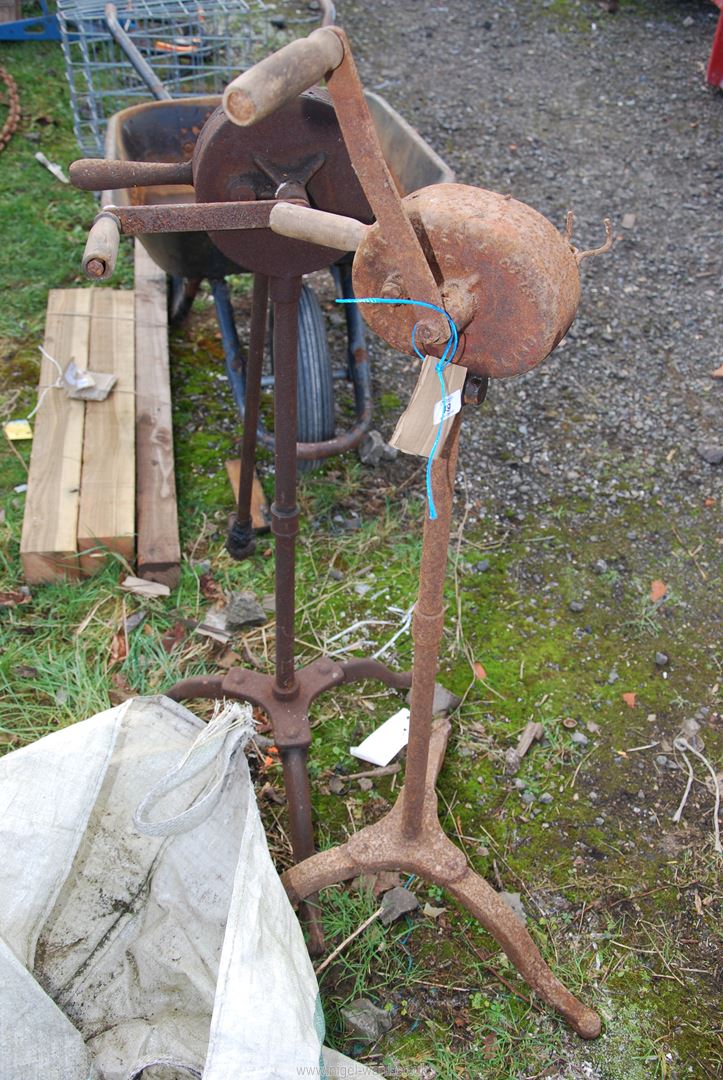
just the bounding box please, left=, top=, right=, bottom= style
left=133, top=243, right=181, bottom=588
left=20, top=252, right=181, bottom=587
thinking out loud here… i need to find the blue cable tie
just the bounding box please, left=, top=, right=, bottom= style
left=336, top=297, right=459, bottom=519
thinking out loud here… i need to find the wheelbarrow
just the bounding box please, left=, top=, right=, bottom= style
left=100, top=89, right=454, bottom=485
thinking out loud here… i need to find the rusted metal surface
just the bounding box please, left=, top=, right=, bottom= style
left=270, top=276, right=302, bottom=696
left=353, top=183, right=583, bottom=378
left=0, top=67, right=20, bottom=153
left=282, top=722, right=600, bottom=1038
left=324, top=29, right=447, bottom=343
left=226, top=273, right=268, bottom=560
left=282, top=417, right=601, bottom=1038
left=104, top=199, right=300, bottom=237
left=70, top=158, right=193, bottom=190
left=194, top=89, right=372, bottom=276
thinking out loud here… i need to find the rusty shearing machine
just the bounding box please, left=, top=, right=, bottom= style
left=71, top=25, right=612, bottom=1040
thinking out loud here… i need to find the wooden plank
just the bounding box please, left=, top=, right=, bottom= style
left=224, top=459, right=271, bottom=532
left=20, top=290, right=92, bottom=584
left=77, top=290, right=136, bottom=574
left=134, top=242, right=181, bottom=588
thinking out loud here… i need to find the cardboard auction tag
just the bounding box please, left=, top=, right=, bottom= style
left=389, top=359, right=466, bottom=458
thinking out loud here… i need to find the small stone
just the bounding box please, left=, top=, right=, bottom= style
left=569, top=600, right=585, bottom=613
left=513, top=778, right=527, bottom=790
left=475, top=559, right=490, bottom=573
left=499, top=891, right=527, bottom=924
left=594, top=559, right=608, bottom=574
left=594, top=816, right=605, bottom=826
left=359, top=430, right=395, bottom=467
left=476, top=844, right=489, bottom=857
left=328, top=568, right=344, bottom=581
left=608, top=669, right=619, bottom=684
left=328, top=776, right=346, bottom=795
left=539, top=792, right=553, bottom=804
left=655, top=754, right=668, bottom=766
left=697, top=444, right=723, bottom=466
left=354, top=582, right=371, bottom=596
left=654, top=652, right=669, bottom=667
left=406, top=682, right=461, bottom=716
left=666, top=759, right=679, bottom=770
left=683, top=15, right=694, bottom=26
left=571, top=731, right=589, bottom=746
left=589, top=791, right=599, bottom=801
left=637, top=789, right=646, bottom=801
left=521, top=790, right=535, bottom=805
left=224, top=591, right=267, bottom=630
left=342, top=998, right=393, bottom=1041
left=357, top=777, right=374, bottom=792
left=380, top=886, right=419, bottom=926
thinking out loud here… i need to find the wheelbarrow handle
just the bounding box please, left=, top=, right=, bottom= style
left=82, top=212, right=121, bottom=280
left=223, top=27, right=344, bottom=127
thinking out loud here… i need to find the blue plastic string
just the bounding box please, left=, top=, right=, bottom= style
left=336, top=297, right=459, bottom=519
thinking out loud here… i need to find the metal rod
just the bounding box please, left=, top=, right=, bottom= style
left=270, top=276, right=302, bottom=697
left=401, top=414, right=462, bottom=839
left=227, top=273, right=268, bottom=558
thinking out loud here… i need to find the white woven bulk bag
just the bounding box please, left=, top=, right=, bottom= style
left=0, top=695, right=378, bottom=1080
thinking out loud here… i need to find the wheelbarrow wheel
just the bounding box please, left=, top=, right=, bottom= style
left=271, top=283, right=335, bottom=472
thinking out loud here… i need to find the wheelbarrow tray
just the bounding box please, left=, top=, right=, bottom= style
left=104, top=92, right=454, bottom=280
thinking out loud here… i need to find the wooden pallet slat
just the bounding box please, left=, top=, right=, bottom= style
left=77, top=289, right=136, bottom=574
left=134, top=242, right=181, bottom=588
left=20, top=289, right=92, bottom=584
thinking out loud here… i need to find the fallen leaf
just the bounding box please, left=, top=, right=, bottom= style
left=124, top=609, right=146, bottom=633
left=650, top=579, right=667, bottom=603
left=353, top=871, right=402, bottom=898
left=482, top=1033, right=498, bottom=1060
left=622, top=692, right=637, bottom=709
left=0, top=590, right=31, bottom=607
left=259, top=782, right=285, bottom=805
left=422, top=902, right=447, bottom=919
left=109, top=630, right=127, bottom=665
left=710, top=364, right=723, bottom=379
left=472, top=660, right=488, bottom=681
left=216, top=648, right=242, bottom=670
left=694, top=892, right=703, bottom=916
left=199, top=572, right=225, bottom=602
left=12, top=664, right=38, bottom=679
left=121, top=575, right=170, bottom=599
left=161, top=620, right=187, bottom=653
left=108, top=671, right=135, bottom=705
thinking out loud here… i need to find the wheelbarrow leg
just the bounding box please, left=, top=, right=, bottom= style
left=227, top=273, right=268, bottom=559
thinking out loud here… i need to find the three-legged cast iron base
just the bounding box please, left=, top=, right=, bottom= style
left=283, top=717, right=601, bottom=1039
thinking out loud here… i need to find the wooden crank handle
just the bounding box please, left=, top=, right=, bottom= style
left=223, top=27, right=344, bottom=127
left=82, top=212, right=121, bottom=280
left=269, top=202, right=368, bottom=252
left=70, top=158, right=193, bottom=191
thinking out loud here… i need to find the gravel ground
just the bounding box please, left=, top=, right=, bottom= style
left=332, top=0, right=722, bottom=521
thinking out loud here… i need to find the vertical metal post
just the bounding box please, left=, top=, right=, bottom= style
left=401, top=415, right=462, bottom=839
left=270, top=275, right=301, bottom=696
left=227, top=273, right=268, bottom=558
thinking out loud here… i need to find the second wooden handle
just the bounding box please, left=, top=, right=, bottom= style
left=269, top=203, right=368, bottom=252
left=223, top=28, right=344, bottom=126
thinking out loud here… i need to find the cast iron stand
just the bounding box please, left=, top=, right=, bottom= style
left=167, top=273, right=412, bottom=951
left=281, top=409, right=601, bottom=1039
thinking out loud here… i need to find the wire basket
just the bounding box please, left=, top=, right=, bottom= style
left=58, top=0, right=292, bottom=156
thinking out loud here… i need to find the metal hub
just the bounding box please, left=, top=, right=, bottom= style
left=193, top=88, right=373, bottom=276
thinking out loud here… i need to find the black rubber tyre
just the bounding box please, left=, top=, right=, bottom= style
left=270, top=283, right=335, bottom=471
